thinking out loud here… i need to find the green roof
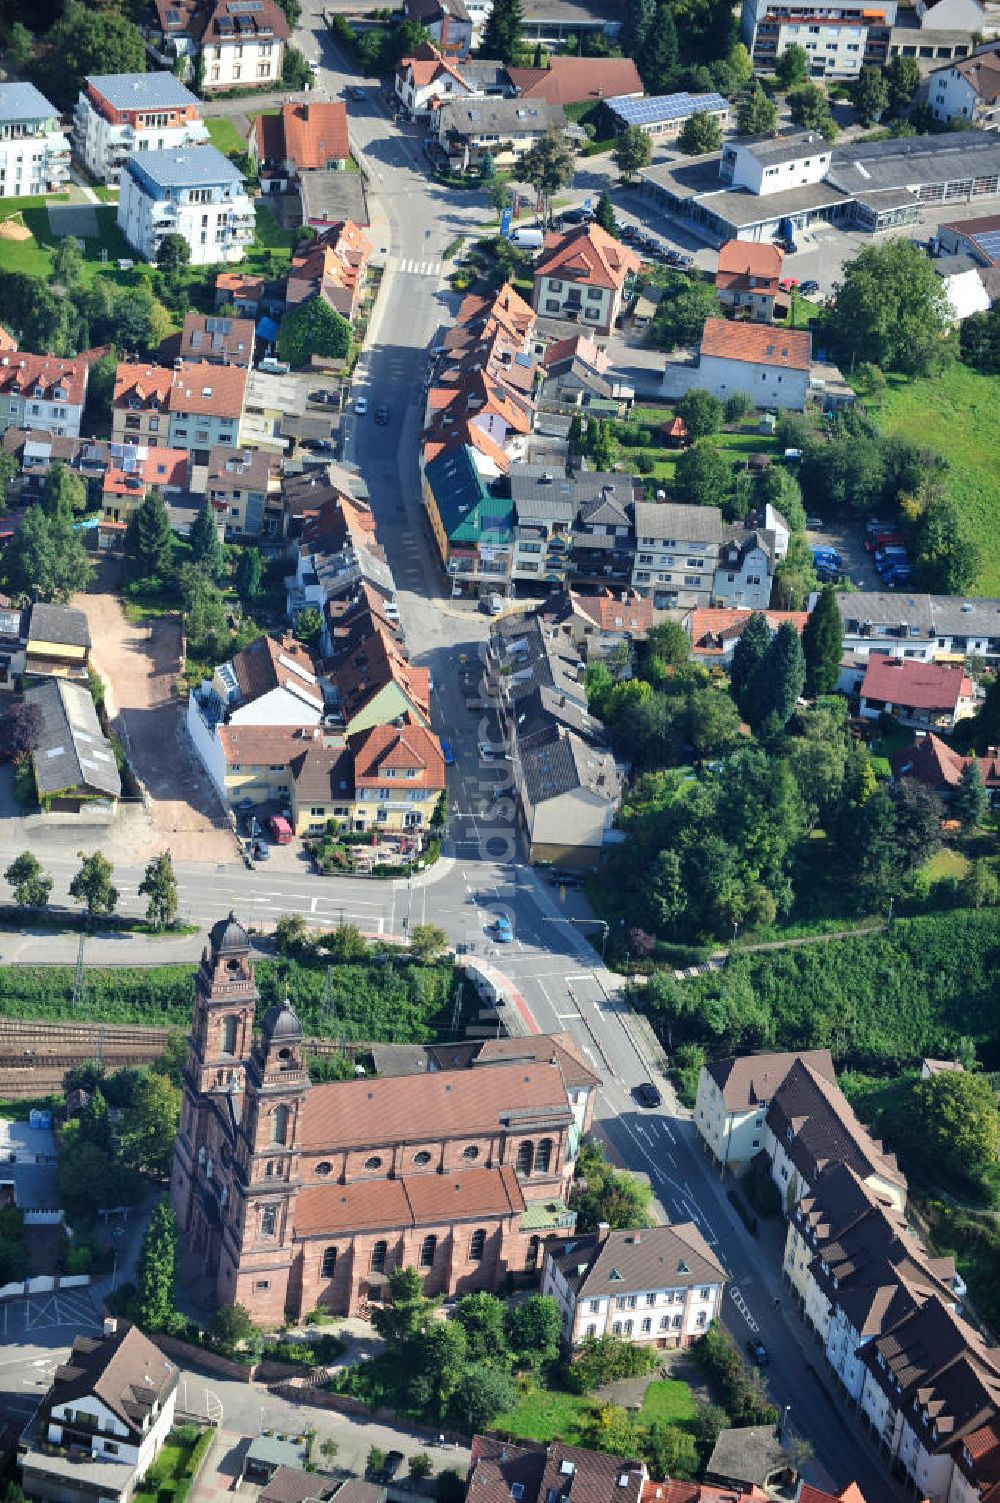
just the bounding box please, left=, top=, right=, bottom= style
left=425, top=445, right=514, bottom=546
left=521, top=1199, right=577, bottom=1231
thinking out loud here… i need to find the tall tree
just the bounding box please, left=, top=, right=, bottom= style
left=138, top=852, right=178, bottom=930
left=593, top=190, right=618, bottom=237
left=84, top=353, right=119, bottom=432
left=729, top=611, right=772, bottom=717
left=826, top=239, right=951, bottom=374
left=775, top=43, right=808, bottom=87
left=953, top=759, right=986, bottom=831
left=134, top=1200, right=179, bottom=1332
left=801, top=585, right=842, bottom=697
left=787, top=82, right=838, bottom=139
left=678, top=110, right=723, bottom=154
left=886, top=54, right=922, bottom=112
left=480, top=0, right=523, bottom=63
left=36, top=3, right=146, bottom=109
left=453, top=1292, right=508, bottom=1363
left=278, top=297, right=351, bottom=367
left=673, top=441, right=733, bottom=508
left=913, top=496, right=980, bottom=594
left=611, top=125, right=652, bottom=183
left=121, top=1073, right=181, bottom=1179
left=851, top=66, right=889, bottom=124
left=69, top=851, right=118, bottom=919
left=79, top=1087, right=113, bottom=1152
left=42, top=461, right=87, bottom=517
left=519, top=127, right=575, bottom=223
left=0, top=702, right=44, bottom=762
left=736, top=86, right=778, bottom=136
left=155, top=234, right=191, bottom=276
left=910, top=1071, right=1000, bottom=1188
left=637, top=4, right=678, bottom=94
left=4, top=851, right=52, bottom=909
left=2, top=503, right=93, bottom=602
left=235, top=546, right=263, bottom=602
left=188, top=500, right=226, bottom=580
left=125, top=489, right=173, bottom=580
left=53, top=236, right=85, bottom=292
left=506, top=1295, right=562, bottom=1368
left=754, top=620, right=805, bottom=730
left=620, top=0, right=657, bottom=55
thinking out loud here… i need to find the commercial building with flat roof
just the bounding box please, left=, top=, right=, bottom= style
left=606, top=91, right=729, bottom=141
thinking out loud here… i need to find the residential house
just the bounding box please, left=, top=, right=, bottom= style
left=712, top=526, right=775, bottom=609
left=433, top=97, right=568, bottom=173
left=328, top=619, right=431, bottom=735
left=24, top=603, right=92, bottom=682
left=211, top=634, right=324, bottom=727
left=24, top=679, right=121, bottom=813
left=395, top=43, right=475, bottom=117
left=935, top=211, right=1000, bottom=264
left=606, top=91, right=730, bottom=143
left=201, top=445, right=281, bottom=538
left=641, top=1485, right=769, bottom=1503
left=18, top=1320, right=177, bottom=1503
left=834, top=591, right=1000, bottom=667
left=532, top=224, right=641, bottom=336
left=404, top=0, right=474, bottom=55
left=215, top=271, right=266, bottom=315
left=509, top=468, right=587, bottom=587
left=251, top=101, right=351, bottom=193
left=539, top=587, right=658, bottom=662
left=858, top=655, right=977, bottom=730
left=783, top=1161, right=962, bottom=1388
left=633, top=501, right=741, bottom=609
left=99, top=444, right=188, bottom=545
left=0, top=83, right=70, bottom=200
left=715, top=240, right=783, bottom=322
left=542, top=1223, right=727, bottom=1348
left=888, top=732, right=1000, bottom=805
left=540, top=334, right=614, bottom=407
left=168, top=362, right=248, bottom=460
left=72, top=73, right=208, bottom=186
left=762, top=1056, right=907, bottom=1211
left=671, top=319, right=811, bottom=411
left=117, top=146, right=255, bottom=267
left=111, top=365, right=175, bottom=447
left=694, top=1050, right=836, bottom=1172
left=241, top=368, right=307, bottom=453
left=288, top=503, right=396, bottom=630
left=285, top=220, right=372, bottom=321
left=0, top=326, right=17, bottom=353
left=0, top=354, right=88, bottom=441
left=928, top=42, right=1000, bottom=127
left=345, top=722, right=446, bottom=839
left=857, top=1295, right=1000, bottom=1503
left=705, top=1428, right=793, bottom=1495
left=288, top=735, right=355, bottom=836
left=507, top=57, right=644, bottom=106
left=423, top=444, right=515, bottom=593
left=466, top=1436, right=647, bottom=1503
left=687, top=606, right=809, bottom=666
left=257, top=1468, right=385, bottom=1503
left=763, top=501, right=791, bottom=561
left=190, top=0, right=288, bottom=92
left=175, top=311, right=255, bottom=367
left=742, top=0, right=898, bottom=78
left=0, top=604, right=26, bottom=687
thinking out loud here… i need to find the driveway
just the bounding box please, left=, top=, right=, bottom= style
left=74, top=583, right=237, bottom=864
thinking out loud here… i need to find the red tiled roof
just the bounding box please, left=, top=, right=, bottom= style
left=399, top=41, right=468, bottom=89
left=643, top=1484, right=769, bottom=1503
left=256, top=101, right=350, bottom=170
left=535, top=223, right=641, bottom=292
left=295, top=1165, right=524, bottom=1236
left=889, top=732, right=1000, bottom=791
left=192, top=0, right=290, bottom=44
left=299, top=1057, right=571, bottom=1150
left=230, top=634, right=323, bottom=710
left=217, top=724, right=305, bottom=768
left=0, top=327, right=18, bottom=353
left=861, top=656, right=972, bottom=714
left=508, top=56, right=643, bottom=105
left=689, top=606, right=808, bottom=655
left=216, top=272, right=265, bottom=298
left=333, top=622, right=431, bottom=726
left=0, top=352, right=88, bottom=408
left=103, top=446, right=188, bottom=496
left=170, top=360, right=247, bottom=419
left=700, top=317, right=811, bottom=370
left=571, top=589, right=656, bottom=635
left=716, top=238, right=783, bottom=294
left=113, top=363, right=174, bottom=409
left=542, top=333, right=610, bottom=372
left=349, top=723, right=446, bottom=791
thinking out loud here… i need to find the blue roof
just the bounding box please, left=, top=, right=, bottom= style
left=606, top=91, right=729, bottom=127
left=86, top=72, right=201, bottom=111
left=0, top=82, right=59, bottom=124
left=124, top=145, right=244, bottom=191
left=425, top=445, right=513, bottom=546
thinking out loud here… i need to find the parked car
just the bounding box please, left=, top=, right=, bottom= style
left=251, top=841, right=270, bottom=861
left=309, top=389, right=336, bottom=405
left=865, top=530, right=903, bottom=551
left=440, top=737, right=456, bottom=766
left=267, top=814, right=293, bottom=844
left=811, top=545, right=843, bottom=565
left=495, top=915, right=514, bottom=943
left=354, top=395, right=368, bottom=415
left=634, top=1082, right=663, bottom=1109
left=378, top=1453, right=405, bottom=1483
left=304, top=438, right=337, bottom=455
left=665, top=250, right=693, bottom=268
left=806, top=516, right=823, bottom=530
left=257, top=357, right=290, bottom=375
left=799, top=279, right=820, bottom=295
left=477, top=740, right=495, bottom=761
left=562, top=206, right=594, bottom=224
left=746, top=1339, right=769, bottom=1366
left=375, top=404, right=389, bottom=425
left=349, top=85, right=366, bottom=101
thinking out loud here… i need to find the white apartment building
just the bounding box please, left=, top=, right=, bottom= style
left=0, top=83, right=71, bottom=200
left=835, top=591, right=1000, bottom=667
left=0, top=353, right=88, bottom=441
left=196, top=0, right=289, bottom=92
left=928, top=42, right=1000, bottom=128
left=694, top=1050, right=836, bottom=1171
left=73, top=73, right=209, bottom=185
left=541, top=1224, right=727, bottom=1348
left=741, top=0, right=897, bottom=76
left=721, top=134, right=833, bottom=195
left=117, top=145, right=254, bottom=266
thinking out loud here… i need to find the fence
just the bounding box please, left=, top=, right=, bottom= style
left=0, top=1271, right=90, bottom=1300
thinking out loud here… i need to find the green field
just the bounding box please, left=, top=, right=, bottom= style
left=494, top=1383, right=596, bottom=1443
left=876, top=364, right=1000, bottom=594
left=640, top=1379, right=697, bottom=1425
left=206, top=116, right=247, bottom=157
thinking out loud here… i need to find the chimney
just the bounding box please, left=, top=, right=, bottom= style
left=597, top=1221, right=610, bottom=1243
left=103, top=1317, right=118, bottom=1337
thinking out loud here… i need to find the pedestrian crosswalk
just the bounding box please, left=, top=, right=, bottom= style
left=390, top=256, right=443, bottom=278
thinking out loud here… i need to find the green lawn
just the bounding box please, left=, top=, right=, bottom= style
left=922, top=847, right=970, bottom=881
left=640, top=1379, right=697, bottom=1426
left=206, top=116, right=247, bottom=156
left=875, top=364, right=1000, bottom=594
left=494, top=1383, right=596, bottom=1444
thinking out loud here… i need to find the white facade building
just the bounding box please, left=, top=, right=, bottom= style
left=721, top=134, right=832, bottom=195
left=712, top=528, right=775, bottom=609
left=73, top=73, right=209, bottom=186
left=0, top=83, right=70, bottom=200
left=117, top=145, right=254, bottom=266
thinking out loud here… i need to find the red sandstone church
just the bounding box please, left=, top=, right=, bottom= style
left=171, top=915, right=598, bottom=1323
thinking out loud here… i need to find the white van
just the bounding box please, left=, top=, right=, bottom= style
left=508, top=227, right=544, bottom=251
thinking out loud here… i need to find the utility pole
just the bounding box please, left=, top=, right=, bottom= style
left=450, top=983, right=463, bottom=1037
left=71, top=932, right=85, bottom=1010
left=403, top=860, right=414, bottom=936
left=96, top=1021, right=105, bottom=1070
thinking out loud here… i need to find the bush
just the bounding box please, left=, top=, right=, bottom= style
left=565, top=1334, right=659, bottom=1393
left=693, top=1322, right=777, bottom=1426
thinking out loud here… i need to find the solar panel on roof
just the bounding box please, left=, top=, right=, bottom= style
left=971, top=230, right=1000, bottom=261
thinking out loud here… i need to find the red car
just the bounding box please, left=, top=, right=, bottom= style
left=865, top=530, right=903, bottom=552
